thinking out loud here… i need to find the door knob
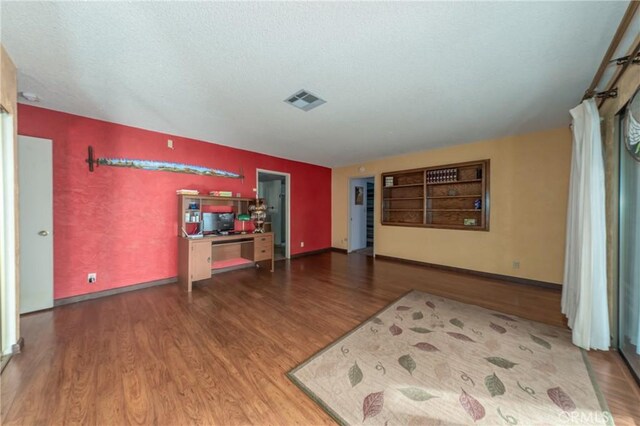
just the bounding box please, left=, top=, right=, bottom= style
left=38, top=230, right=49, bottom=236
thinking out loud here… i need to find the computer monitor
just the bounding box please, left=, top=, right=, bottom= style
left=216, top=213, right=235, bottom=232
left=203, top=212, right=235, bottom=233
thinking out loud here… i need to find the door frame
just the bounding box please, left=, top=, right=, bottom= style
left=256, top=169, right=291, bottom=259
left=1, top=110, right=18, bottom=358
left=348, top=176, right=375, bottom=253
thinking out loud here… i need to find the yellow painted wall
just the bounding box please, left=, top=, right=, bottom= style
left=332, top=127, right=572, bottom=284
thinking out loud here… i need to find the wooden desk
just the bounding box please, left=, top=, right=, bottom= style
left=178, top=232, right=274, bottom=292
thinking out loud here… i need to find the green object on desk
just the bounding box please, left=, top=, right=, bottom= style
left=238, top=214, right=251, bottom=221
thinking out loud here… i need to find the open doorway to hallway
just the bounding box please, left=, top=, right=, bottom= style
left=349, top=176, right=375, bottom=255
left=257, top=170, right=290, bottom=261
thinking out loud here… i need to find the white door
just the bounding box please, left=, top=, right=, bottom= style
left=349, top=178, right=367, bottom=252
left=18, top=136, right=53, bottom=313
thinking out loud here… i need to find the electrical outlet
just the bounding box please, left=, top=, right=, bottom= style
left=300, top=241, right=304, bottom=248
left=167, top=139, right=173, bottom=149
left=88, top=273, right=97, bottom=284
left=512, top=261, right=520, bottom=269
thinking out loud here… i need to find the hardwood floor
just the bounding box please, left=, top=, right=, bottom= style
left=2, top=252, right=639, bottom=425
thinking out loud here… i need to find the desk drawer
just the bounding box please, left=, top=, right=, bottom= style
left=254, top=243, right=272, bottom=261
left=254, top=235, right=272, bottom=245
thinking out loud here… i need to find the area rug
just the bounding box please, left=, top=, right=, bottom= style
left=288, top=290, right=613, bottom=425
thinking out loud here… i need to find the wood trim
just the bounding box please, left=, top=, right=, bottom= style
left=484, top=159, right=491, bottom=231
left=374, top=254, right=562, bottom=290
left=584, top=1, right=640, bottom=100
left=330, top=247, right=348, bottom=254
left=53, top=277, right=177, bottom=307
left=1, top=44, right=20, bottom=351
left=290, top=248, right=331, bottom=259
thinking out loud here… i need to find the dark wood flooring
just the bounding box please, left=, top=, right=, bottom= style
left=2, top=252, right=639, bottom=425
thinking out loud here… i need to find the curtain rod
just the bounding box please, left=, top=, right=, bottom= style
left=597, top=39, right=640, bottom=108
left=582, top=1, right=639, bottom=102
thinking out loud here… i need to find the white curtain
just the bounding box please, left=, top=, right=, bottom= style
left=562, top=98, right=610, bottom=350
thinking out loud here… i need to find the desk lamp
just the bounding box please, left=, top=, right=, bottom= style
left=237, top=214, right=251, bottom=234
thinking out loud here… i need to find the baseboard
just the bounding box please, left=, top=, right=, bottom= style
left=331, top=247, right=348, bottom=254
left=291, top=248, right=331, bottom=259
left=0, top=354, right=11, bottom=374
left=1, top=337, right=26, bottom=374
left=11, top=337, right=24, bottom=354
left=54, top=276, right=177, bottom=307
left=374, top=254, right=562, bottom=290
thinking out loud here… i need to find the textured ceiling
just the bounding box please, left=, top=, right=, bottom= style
left=0, top=1, right=628, bottom=167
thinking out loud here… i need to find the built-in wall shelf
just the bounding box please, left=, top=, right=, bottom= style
left=381, top=160, right=490, bottom=231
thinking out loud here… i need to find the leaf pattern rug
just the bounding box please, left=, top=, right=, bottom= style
left=288, top=290, right=613, bottom=425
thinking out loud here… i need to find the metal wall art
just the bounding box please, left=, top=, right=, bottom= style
left=85, top=146, right=244, bottom=179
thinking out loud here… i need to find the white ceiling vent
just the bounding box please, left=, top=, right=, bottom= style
left=285, top=90, right=326, bottom=112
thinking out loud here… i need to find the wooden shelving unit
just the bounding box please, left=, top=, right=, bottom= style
left=178, top=194, right=254, bottom=236
left=381, top=160, right=490, bottom=230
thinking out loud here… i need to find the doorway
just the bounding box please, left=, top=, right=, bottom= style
left=257, top=170, right=290, bottom=261
left=18, top=136, right=54, bottom=314
left=348, top=177, right=375, bottom=254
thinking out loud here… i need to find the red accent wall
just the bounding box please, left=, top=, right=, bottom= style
left=18, top=105, right=332, bottom=299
